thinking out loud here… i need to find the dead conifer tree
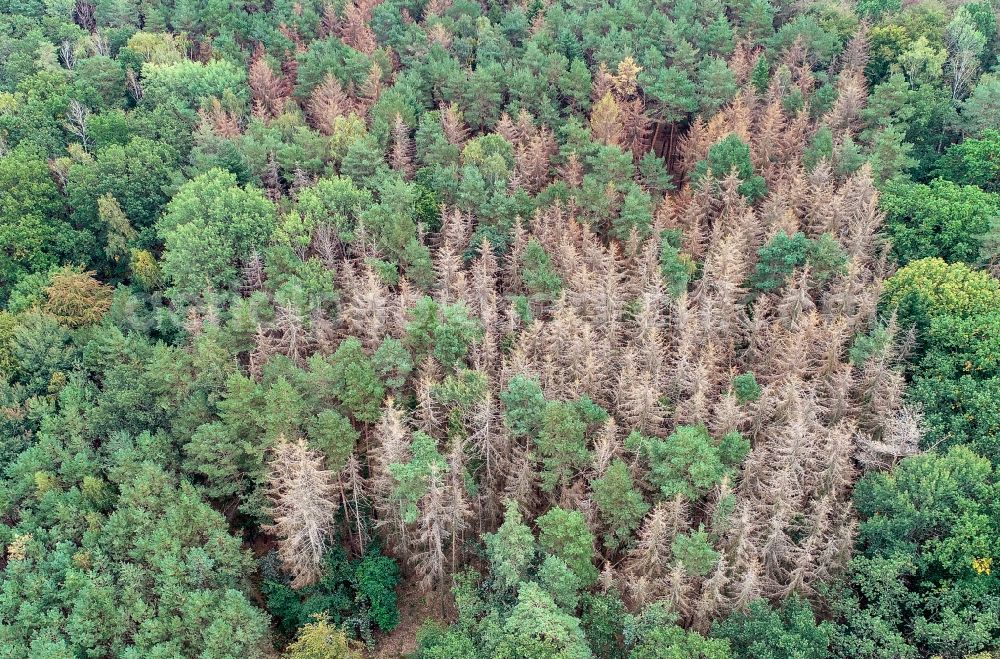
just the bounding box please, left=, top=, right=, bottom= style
left=856, top=404, right=922, bottom=470
left=273, top=301, right=311, bottom=366
left=339, top=0, right=378, bottom=54
left=753, top=98, right=786, bottom=179
left=411, top=465, right=449, bottom=599
left=495, top=112, right=519, bottom=145
left=591, top=418, right=620, bottom=478
left=615, top=350, right=666, bottom=435
left=728, top=41, right=759, bottom=85
left=370, top=399, right=412, bottom=553
left=591, top=62, right=614, bottom=102
left=824, top=71, right=867, bottom=135
left=440, top=102, right=469, bottom=146
left=390, top=113, right=414, bottom=178
left=249, top=324, right=277, bottom=379
left=341, top=453, right=369, bottom=553
left=515, top=126, right=556, bottom=193
left=728, top=556, right=764, bottom=612
left=266, top=437, right=339, bottom=588
left=249, top=44, right=286, bottom=119
left=840, top=22, right=871, bottom=77
left=693, top=558, right=731, bottom=631
left=664, top=563, right=693, bottom=619
left=341, top=262, right=393, bottom=350
left=620, top=97, right=652, bottom=158
left=445, top=438, right=473, bottom=571
left=308, top=74, right=354, bottom=135
left=199, top=97, right=242, bottom=138
left=434, top=243, right=468, bottom=305
left=423, top=0, right=451, bottom=19
left=559, top=152, right=584, bottom=189
left=628, top=499, right=687, bottom=582
left=503, top=443, right=540, bottom=515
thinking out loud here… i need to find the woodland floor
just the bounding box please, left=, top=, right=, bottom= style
left=375, top=582, right=452, bottom=658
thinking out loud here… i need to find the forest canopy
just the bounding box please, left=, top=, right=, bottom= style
left=1, top=0, right=999, bottom=656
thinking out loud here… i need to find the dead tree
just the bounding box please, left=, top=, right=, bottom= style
left=266, top=437, right=339, bottom=588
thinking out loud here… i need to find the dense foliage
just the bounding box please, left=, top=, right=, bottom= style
left=1, top=0, right=999, bottom=655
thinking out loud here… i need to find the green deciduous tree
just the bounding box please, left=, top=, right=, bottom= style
left=935, top=130, right=1000, bottom=193
left=883, top=257, right=1000, bottom=335
left=750, top=232, right=848, bottom=293
left=907, top=310, right=1000, bottom=463
left=537, top=507, right=598, bottom=587
left=501, top=375, right=547, bottom=439
left=882, top=178, right=1000, bottom=265
left=485, top=500, right=537, bottom=594
left=405, top=296, right=482, bottom=368
left=0, top=147, right=86, bottom=301
left=158, top=168, right=277, bottom=300
left=141, top=59, right=247, bottom=109
left=833, top=446, right=1000, bottom=657
left=68, top=137, right=178, bottom=234
left=659, top=231, right=694, bottom=299
left=536, top=398, right=606, bottom=493
left=671, top=526, right=720, bottom=577
left=691, top=135, right=767, bottom=202
left=713, top=597, right=832, bottom=659
left=731, top=372, right=761, bottom=404
left=293, top=175, right=374, bottom=243
left=327, top=337, right=386, bottom=424
left=0, top=462, right=269, bottom=656
left=285, top=614, right=363, bottom=659
left=628, top=426, right=747, bottom=501
left=591, top=459, right=650, bottom=552
left=959, top=73, right=1000, bottom=138
left=614, top=184, right=654, bottom=241
left=494, top=581, right=593, bottom=659
left=306, top=410, right=359, bottom=472
left=520, top=239, right=563, bottom=300
left=626, top=602, right=732, bottom=658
